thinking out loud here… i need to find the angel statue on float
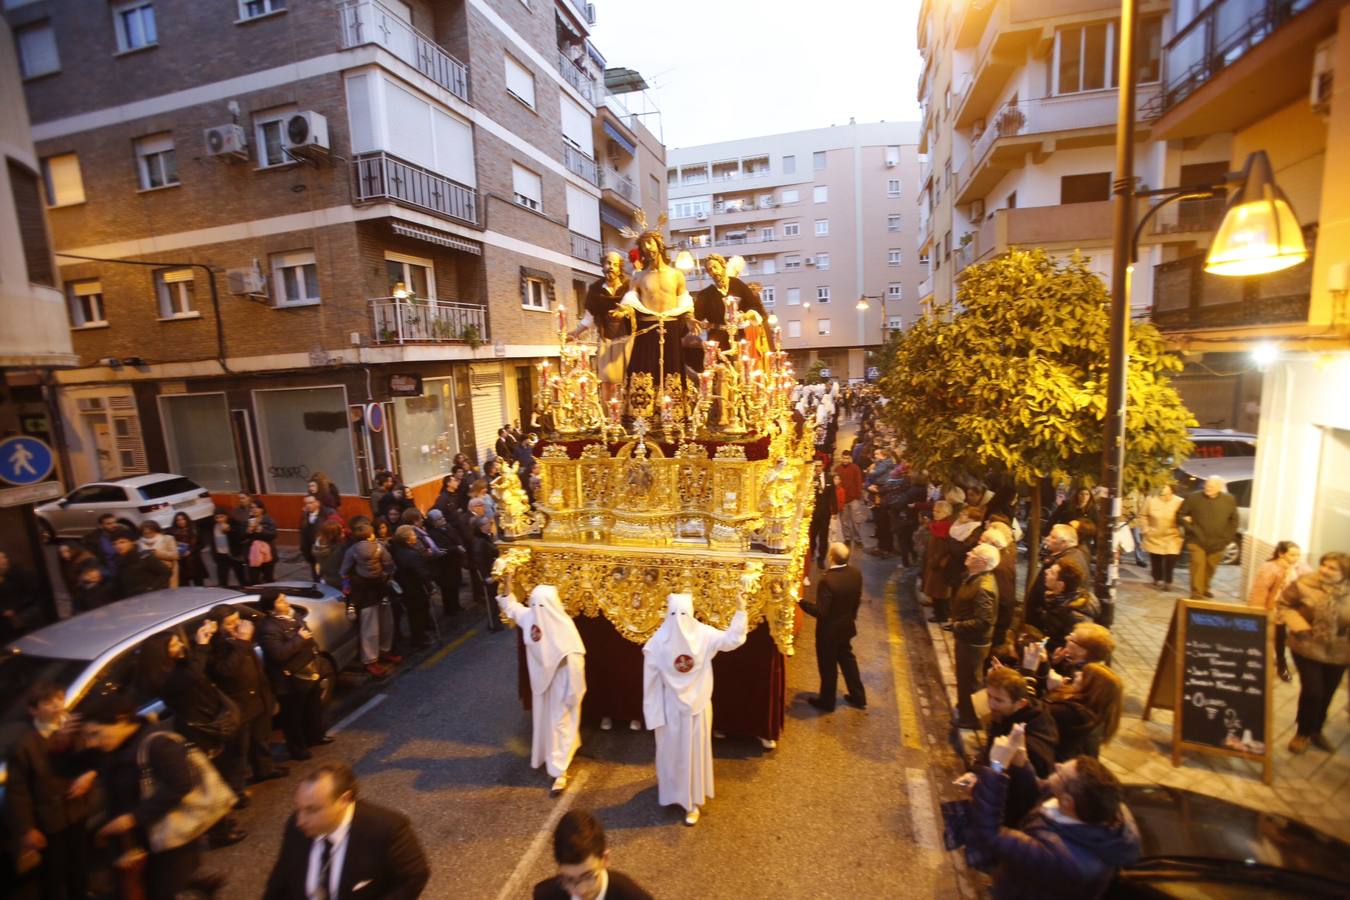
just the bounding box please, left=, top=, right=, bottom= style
left=491, top=460, right=534, bottom=539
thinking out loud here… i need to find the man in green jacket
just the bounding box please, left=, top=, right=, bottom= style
left=1177, top=476, right=1239, bottom=598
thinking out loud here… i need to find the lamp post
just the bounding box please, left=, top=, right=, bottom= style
left=1096, top=2, right=1308, bottom=624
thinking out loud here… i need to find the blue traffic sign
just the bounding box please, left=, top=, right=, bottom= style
left=0, top=435, right=55, bottom=486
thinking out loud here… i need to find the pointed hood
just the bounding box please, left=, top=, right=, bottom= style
left=518, top=584, right=585, bottom=695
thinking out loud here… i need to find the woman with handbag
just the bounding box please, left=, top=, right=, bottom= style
left=244, top=501, right=278, bottom=585
left=255, top=589, right=332, bottom=761
left=205, top=605, right=283, bottom=787
left=81, top=694, right=231, bottom=899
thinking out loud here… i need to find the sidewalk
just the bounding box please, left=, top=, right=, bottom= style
left=913, top=557, right=1350, bottom=844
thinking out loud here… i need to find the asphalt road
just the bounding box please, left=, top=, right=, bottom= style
left=208, top=553, right=978, bottom=899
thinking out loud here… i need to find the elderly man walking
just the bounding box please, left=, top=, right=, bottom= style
left=801, top=543, right=866, bottom=712
left=1177, top=475, right=1239, bottom=598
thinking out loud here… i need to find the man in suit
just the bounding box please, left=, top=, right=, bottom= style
left=801, top=542, right=867, bottom=712
left=687, top=253, right=769, bottom=373
left=533, top=809, right=652, bottom=900
left=807, top=458, right=833, bottom=569
left=264, top=763, right=429, bottom=900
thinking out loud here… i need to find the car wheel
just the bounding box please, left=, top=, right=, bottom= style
left=316, top=654, right=338, bottom=706
left=37, top=517, right=56, bottom=543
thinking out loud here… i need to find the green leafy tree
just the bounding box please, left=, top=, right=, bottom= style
left=880, top=249, right=1195, bottom=576
left=802, top=358, right=829, bottom=385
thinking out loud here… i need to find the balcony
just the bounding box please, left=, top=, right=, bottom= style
left=563, top=144, right=599, bottom=186
left=956, top=87, right=1159, bottom=206
left=1151, top=232, right=1315, bottom=331
left=353, top=152, right=478, bottom=227
left=1154, top=0, right=1327, bottom=138
left=370, top=296, right=488, bottom=345
left=569, top=231, right=602, bottom=265
left=918, top=276, right=934, bottom=300
left=557, top=50, right=595, bottom=103
left=953, top=2, right=1041, bottom=128
left=338, top=0, right=469, bottom=103
left=599, top=167, right=637, bottom=209
left=1152, top=196, right=1227, bottom=236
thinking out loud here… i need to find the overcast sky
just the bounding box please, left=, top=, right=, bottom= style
left=589, top=0, right=924, bottom=150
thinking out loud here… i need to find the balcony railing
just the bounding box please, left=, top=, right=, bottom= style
left=339, top=0, right=469, bottom=103
left=1159, top=0, right=1315, bottom=117
left=918, top=276, right=934, bottom=298
left=569, top=231, right=602, bottom=264
left=563, top=144, right=599, bottom=186
left=599, top=167, right=636, bottom=202
left=557, top=50, right=594, bottom=103
left=352, top=152, right=478, bottom=226
left=1153, top=196, right=1227, bottom=234
left=370, top=296, right=488, bottom=345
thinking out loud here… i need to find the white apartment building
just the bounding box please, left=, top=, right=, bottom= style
left=666, top=121, right=922, bottom=381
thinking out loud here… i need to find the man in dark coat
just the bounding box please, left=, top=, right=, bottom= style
left=298, top=494, right=340, bottom=576
left=256, top=589, right=331, bottom=762
left=583, top=251, right=632, bottom=400
left=207, top=604, right=283, bottom=787
left=263, top=763, right=429, bottom=900
left=1024, top=524, right=1085, bottom=634
left=807, top=458, right=833, bottom=568
left=534, top=809, right=651, bottom=900
left=81, top=513, right=121, bottom=577
left=687, top=253, right=769, bottom=373
left=110, top=528, right=171, bottom=598
left=801, top=543, right=867, bottom=712
left=424, top=508, right=465, bottom=616
left=1177, top=475, right=1240, bottom=598
left=951, top=544, right=999, bottom=729
left=980, top=665, right=1060, bottom=780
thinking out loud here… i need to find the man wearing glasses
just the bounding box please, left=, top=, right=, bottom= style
left=534, top=810, right=652, bottom=900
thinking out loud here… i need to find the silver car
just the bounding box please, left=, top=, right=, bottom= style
left=0, top=582, right=358, bottom=791
left=34, top=472, right=217, bottom=540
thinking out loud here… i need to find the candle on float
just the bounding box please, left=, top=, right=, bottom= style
left=704, top=340, right=720, bottom=370
left=608, top=395, right=622, bottom=422
left=538, top=360, right=551, bottom=394
left=660, top=395, right=672, bottom=421
left=727, top=295, right=740, bottom=325
left=556, top=302, right=567, bottom=334
left=699, top=370, right=713, bottom=398
left=738, top=338, right=749, bottom=358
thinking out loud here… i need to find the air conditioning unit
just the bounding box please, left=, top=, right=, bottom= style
left=286, top=111, right=330, bottom=159
left=203, top=123, right=248, bottom=161
left=696, top=212, right=709, bottom=221
left=886, top=160, right=898, bottom=168
left=584, top=2, right=597, bottom=25
left=804, top=256, right=816, bottom=266
left=227, top=262, right=268, bottom=296
left=970, top=199, right=985, bottom=221
left=1312, top=36, right=1336, bottom=114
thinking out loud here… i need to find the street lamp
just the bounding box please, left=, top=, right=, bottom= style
left=1097, top=0, right=1307, bottom=625
left=855, top=296, right=870, bottom=311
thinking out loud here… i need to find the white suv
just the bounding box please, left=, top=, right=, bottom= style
left=35, top=473, right=216, bottom=540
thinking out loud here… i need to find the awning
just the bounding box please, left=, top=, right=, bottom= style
left=602, top=121, right=636, bottom=155
left=391, top=221, right=482, bottom=255
left=600, top=204, right=633, bottom=231
left=555, top=10, right=582, bottom=41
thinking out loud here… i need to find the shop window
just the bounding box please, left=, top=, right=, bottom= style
left=158, top=393, right=241, bottom=491
left=253, top=386, right=356, bottom=493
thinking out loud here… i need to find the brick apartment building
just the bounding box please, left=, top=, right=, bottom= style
left=7, top=0, right=664, bottom=525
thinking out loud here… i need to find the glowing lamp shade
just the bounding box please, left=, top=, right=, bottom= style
left=855, top=297, right=870, bottom=311
left=674, top=250, right=696, bottom=272
left=1204, top=151, right=1308, bottom=277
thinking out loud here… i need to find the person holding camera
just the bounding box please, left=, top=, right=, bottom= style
left=256, top=589, right=332, bottom=762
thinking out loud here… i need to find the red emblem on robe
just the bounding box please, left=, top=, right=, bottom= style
left=530, top=624, right=542, bottom=643
left=674, top=653, right=694, bottom=673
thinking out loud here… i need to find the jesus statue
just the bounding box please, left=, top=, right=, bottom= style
left=614, top=231, right=694, bottom=418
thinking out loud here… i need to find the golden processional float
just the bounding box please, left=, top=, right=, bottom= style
left=490, top=290, right=817, bottom=743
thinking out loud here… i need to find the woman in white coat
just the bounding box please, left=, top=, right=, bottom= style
left=138, top=520, right=180, bottom=588
left=1141, top=484, right=1184, bottom=590
left=500, top=581, right=587, bottom=794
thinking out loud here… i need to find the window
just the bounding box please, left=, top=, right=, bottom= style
left=155, top=269, right=196, bottom=318
left=15, top=21, right=59, bottom=78
left=816, top=287, right=830, bottom=304
left=943, top=231, right=951, bottom=260
left=158, top=393, right=241, bottom=492
left=813, top=185, right=828, bottom=203
left=787, top=320, right=801, bottom=338
left=761, top=258, right=776, bottom=275
left=787, top=287, right=801, bottom=306
left=761, top=286, right=776, bottom=306
left=760, top=227, right=774, bottom=241
left=813, top=151, right=826, bottom=171
left=919, top=252, right=930, bottom=265
left=782, top=155, right=796, bottom=174
left=816, top=252, right=830, bottom=270
left=386, top=252, right=434, bottom=298
left=1061, top=172, right=1111, bottom=204
left=504, top=54, right=536, bottom=108
left=888, top=249, right=902, bottom=266
left=814, top=219, right=829, bottom=236
left=885, top=145, right=901, bottom=166
left=40, top=153, right=84, bottom=206
left=888, top=316, right=904, bottom=330
left=887, top=214, right=901, bottom=232
left=888, top=283, right=903, bottom=299
left=649, top=174, right=660, bottom=201
left=254, top=106, right=298, bottom=167
left=887, top=179, right=901, bottom=198
left=8, top=160, right=54, bottom=286
left=393, top=377, right=458, bottom=487
left=254, top=386, right=355, bottom=494
left=134, top=134, right=177, bottom=190
left=667, top=168, right=677, bottom=185
left=523, top=276, right=549, bottom=309
left=784, top=255, right=802, bottom=270
left=112, top=1, right=157, bottom=53
left=271, top=250, right=320, bottom=306
left=780, top=189, right=799, bottom=204
left=239, top=0, right=286, bottom=19
left=512, top=163, right=543, bottom=211
left=681, top=164, right=709, bottom=185
left=1007, top=191, right=1018, bottom=209
left=669, top=198, right=710, bottom=219
left=783, top=222, right=800, bottom=237
left=817, top=318, right=831, bottom=335
left=67, top=280, right=106, bottom=327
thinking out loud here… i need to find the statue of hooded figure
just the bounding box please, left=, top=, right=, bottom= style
left=500, top=583, right=587, bottom=794
left=641, top=592, right=747, bottom=826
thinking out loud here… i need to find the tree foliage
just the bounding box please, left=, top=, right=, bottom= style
left=879, top=249, right=1194, bottom=493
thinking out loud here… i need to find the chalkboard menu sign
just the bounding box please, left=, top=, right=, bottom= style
left=1172, top=599, right=1273, bottom=784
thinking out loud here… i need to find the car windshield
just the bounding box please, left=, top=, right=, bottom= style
left=138, top=477, right=202, bottom=500
left=0, top=653, right=88, bottom=761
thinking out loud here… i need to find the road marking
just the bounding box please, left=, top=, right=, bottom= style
left=418, top=628, right=479, bottom=670
left=329, top=693, right=386, bottom=734
left=493, top=768, right=592, bottom=900
left=905, top=767, right=942, bottom=851
left=885, top=579, right=923, bottom=750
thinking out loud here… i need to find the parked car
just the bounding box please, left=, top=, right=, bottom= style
left=0, top=582, right=358, bottom=795
left=1109, top=784, right=1350, bottom=897
left=34, top=472, right=216, bottom=540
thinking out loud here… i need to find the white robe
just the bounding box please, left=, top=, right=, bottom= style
left=502, top=586, right=587, bottom=777
left=642, top=595, right=748, bottom=811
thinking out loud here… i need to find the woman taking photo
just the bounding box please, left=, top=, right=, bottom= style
left=1248, top=541, right=1308, bottom=681
left=1141, top=483, right=1184, bottom=590
left=1280, top=552, right=1350, bottom=754
left=1045, top=661, right=1124, bottom=760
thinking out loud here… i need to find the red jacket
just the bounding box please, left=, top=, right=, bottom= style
left=836, top=460, right=863, bottom=503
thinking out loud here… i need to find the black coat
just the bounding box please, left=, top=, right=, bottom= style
left=153, top=648, right=226, bottom=750
left=298, top=507, right=338, bottom=567
left=981, top=700, right=1060, bottom=779
left=256, top=614, right=320, bottom=696
left=692, top=277, right=767, bottom=352
left=951, top=571, right=997, bottom=647
left=470, top=532, right=499, bottom=581
left=584, top=277, right=632, bottom=341
left=390, top=541, right=433, bottom=598
left=800, top=564, right=863, bottom=645
left=208, top=636, right=274, bottom=721
left=4, top=723, right=92, bottom=840
left=114, top=550, right=171, bottom=598
left=534, top=869, right=652, bottom=900
left=98, top=723, right=193, bottom=835
left=263, top=800, right=430, bottom=900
